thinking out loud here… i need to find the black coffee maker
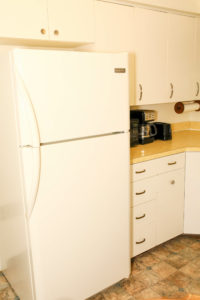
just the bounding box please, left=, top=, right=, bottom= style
left=130, top=118, right=139, bottom=147
left=130, top=110, right=157, bottom=145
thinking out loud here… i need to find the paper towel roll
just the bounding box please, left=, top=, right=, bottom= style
left=174, top=102, right=200, bottom=114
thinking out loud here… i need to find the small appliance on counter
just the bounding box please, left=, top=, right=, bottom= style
left=130, top=109, right=157, bottom=145
left=130, top=118, right=139, bottom=147
left=153, top=122, right=172, bottom=140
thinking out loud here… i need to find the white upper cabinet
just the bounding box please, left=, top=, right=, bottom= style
left=195, top=18, right=200, bottom=99
left=0, top=0, right=94, bottom=45
left=167, top=14, right=196, bottom=102
left=47, top=0, right=94, bottom=43
left=133, top=8, right=168, bottom=105
left=87, top=1, right=134, bottom=52
left=0, top=0, right=48, bottom=40
left=79, top=1, right=135, bottom=105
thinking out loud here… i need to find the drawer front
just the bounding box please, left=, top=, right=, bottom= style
left=132, top=201, right=156, bottom=257
left=157, top=153, right=185, bottom=174
left=131, top=153, right=185, bottom=181
left=132, top=178, right=156, bottom=206
left=132, top=224, right=155, bottom=257
left=131, top=160, right=158, bottom=181
left=133, top=201, right=156, bottom=226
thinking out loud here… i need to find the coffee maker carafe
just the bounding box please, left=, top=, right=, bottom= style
left=130, top=110, right=157, bottom=145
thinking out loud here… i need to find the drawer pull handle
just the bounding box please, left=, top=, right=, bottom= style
left=136, top=238, right=146, bottom=245
left=135, top=169, right=146, bottom=174
left=168, top=161, right=177, bottom=165
left=136, top=214, right=146, bottom=220
left=171, top=180, right=175, bottom=185
left=136, top=190, right=146, bottom=196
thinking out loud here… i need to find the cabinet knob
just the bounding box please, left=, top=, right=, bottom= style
left=40, top=28, right=46, bottom=35
left=54, top=29, right=59, bottom=36
left=171, top=180, right=175, bottom=185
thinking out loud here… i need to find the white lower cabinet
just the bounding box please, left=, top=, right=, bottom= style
left=156, top=169, right=185, bottom=245
left=184, top=152, right=200, bottom=234
left=131, top=153, right=185, bottom=257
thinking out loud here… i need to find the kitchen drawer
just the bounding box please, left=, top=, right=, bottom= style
left=131, top=153, right=185, bottom=181
left=132, top=201, right=156, bottom=256
left=158, top=153, right=185, bottom=174
left=133, top=200, right=156, bottom=227
left=132, top=223, right=156, bottom=257
left=132, top=177, right=156, bottom=206
left=131, top=159, right=158, bottom=181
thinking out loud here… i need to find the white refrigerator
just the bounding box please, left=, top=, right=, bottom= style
left=0, top=48, right=130, bottom=300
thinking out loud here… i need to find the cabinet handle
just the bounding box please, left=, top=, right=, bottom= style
left=139, top=84, right=143, bottom=101
left=136, top=190, right=146, bottom=196
left=136, top=238, right=146, bottom=245
left=54, top=29, right=59, bottom=35
left=135, top=169, right=146, bottom=174
left=171, top=180, right=175, bottom=185
left=168, top=161, right=177, bottom=165
left=196, top=82, right=200, bottom=97
left=40, top=28, right=46, bottom=35
left=170, top=83, right=174, bottom=99
left=136, top=214, right=146, bottom=220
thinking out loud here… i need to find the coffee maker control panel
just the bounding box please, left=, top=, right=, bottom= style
left=130, top=109, right=157, bottom=123
left=144, top=110, right=157, bottom=122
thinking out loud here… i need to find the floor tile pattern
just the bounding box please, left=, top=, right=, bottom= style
left=0, top=235, right=199, bottom=300
left=0, top=273, right=18, bottom=300
left=88, top=235, right=200, bottom=300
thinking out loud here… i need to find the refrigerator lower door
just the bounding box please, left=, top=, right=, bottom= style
left=28, top=133, right=130, bottom=300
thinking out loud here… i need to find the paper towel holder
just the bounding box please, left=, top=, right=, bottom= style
left=174, top=101, right=200, bottom=114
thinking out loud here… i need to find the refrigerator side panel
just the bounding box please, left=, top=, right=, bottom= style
left=13, top=50, right=129, bottom=144
left=0, top=47, right=34, bottom=300
left=29, top=133, right=130, bottom=300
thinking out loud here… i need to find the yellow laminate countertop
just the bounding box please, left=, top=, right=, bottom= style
left=130, top=130, right=200, bottom=164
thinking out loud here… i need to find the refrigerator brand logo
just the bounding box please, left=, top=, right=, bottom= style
left=114, top=68, right=126, bottom=73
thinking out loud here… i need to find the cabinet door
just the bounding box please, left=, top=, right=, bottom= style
left=195, top=18, right=200, bottom=99
left=78, top=1, right=134, bottom=105
left=168, top=14, right=196, bottom=102
left=0, top=0, right=48, bottom=40
left=156, top=169, right=184, bottom=245
left=184, top=152, right=200, bottom=234
left=86, top=1, right=134, bottom=52
left=47, top=0, right=94, bottom=43
left=133, top=8, right=168, bottom=105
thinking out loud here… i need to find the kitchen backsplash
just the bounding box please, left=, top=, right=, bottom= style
left=131, top=103, right=200, bottom=123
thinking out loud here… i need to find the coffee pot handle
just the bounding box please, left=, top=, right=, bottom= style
left=150, top=124, right=157, bottom=137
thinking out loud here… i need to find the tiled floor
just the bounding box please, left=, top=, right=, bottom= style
left=88, top=235, right=200, bottom=300
left=0, top=235, right=200, bottom=300
left=0, top=274, right=18, bottom=300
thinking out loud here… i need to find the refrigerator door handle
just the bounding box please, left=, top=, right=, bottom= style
left=22, top=146, right=41, bottom=218
left=29, top=147, right=41, bottom=218
left=15, top=69, right=40, bottom=148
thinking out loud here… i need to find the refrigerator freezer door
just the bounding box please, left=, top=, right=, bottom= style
left=27, top=133, right=130, bottom=300
left=12, top=50, right=129, bottom=145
